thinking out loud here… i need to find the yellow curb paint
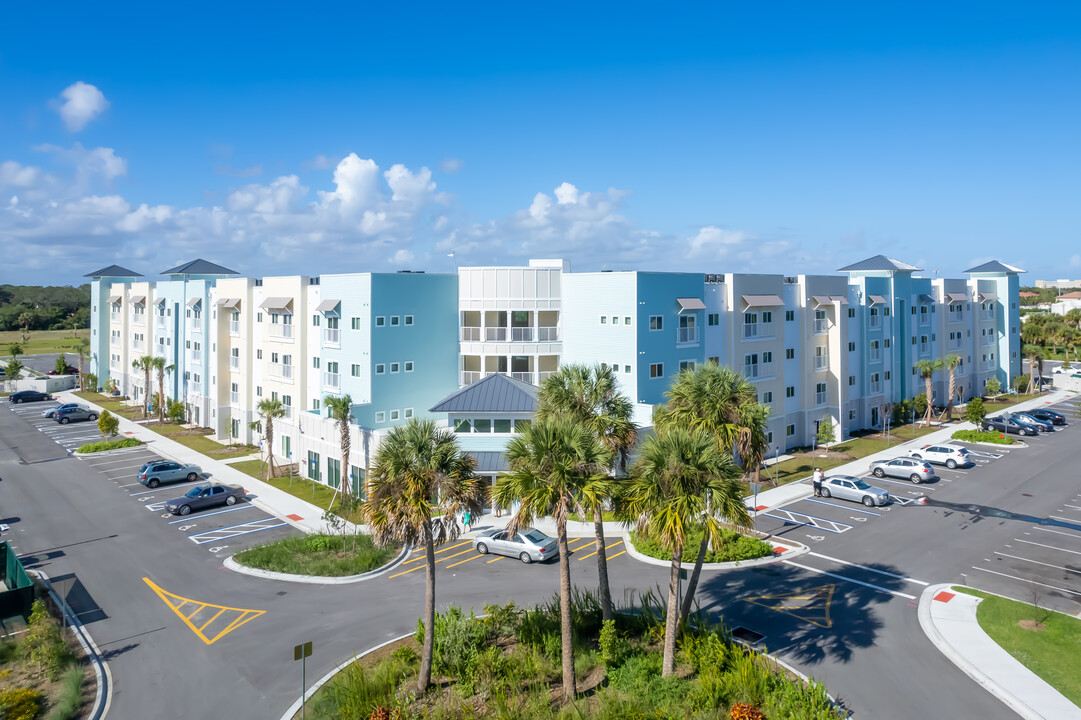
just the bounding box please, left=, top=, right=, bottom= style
left=143, top=577, right=265, bottom=645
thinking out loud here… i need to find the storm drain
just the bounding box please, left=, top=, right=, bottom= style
left=731, top=626, right=766, bottom=646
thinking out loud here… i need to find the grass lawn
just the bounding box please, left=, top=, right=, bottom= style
left=229, top=459, right=365, bottom=524
left=145, top=422, right=259, bottom=457
left=952, top=586, right=1081, bottom=706
left=73, top=392, right=143, bottom=419
left=0, top=329, right=90, bottom=356
left=233, top=533, right=396, bottom=576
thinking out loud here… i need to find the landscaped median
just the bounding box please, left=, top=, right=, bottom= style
left=227, top=533, right=407, bottom=584
left=950, top=429, right=1017, bottom=446
left=75, top=437, right=142, bottom=454
left=625, top=526, right=803, bottom=569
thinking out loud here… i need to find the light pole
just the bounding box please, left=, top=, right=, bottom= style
left=771, top=445, right=780, bottom=484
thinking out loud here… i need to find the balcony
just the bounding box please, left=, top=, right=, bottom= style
left=870, top=380, right=882, bottom=395
left=230, top=356, right=240, bottom=370
left=461, top=371, right=481, bottom=385
left=982, top=310, right=994, bottom=321
left=281, top=406, right=293, bottom=420
left=511, top=371, right=533, bottom=383
left=745, top=362, right=774, bottom=380
left=157, top=317, right=166, bottom=329
left=270, top=363, right=293, bottom=380
left=949, top=312, right=964, bottom=325
left=229, top=321, right=240, bottom=335
left=814, top=355, right=829, bottom=371
left=190, top=382, right=203, bottom=395
left=869, top=348, right=881, bottom=363
left=538, top=326, right=559, bottom=342
left=323, top=372, right=340, bottom=390
left=869, top=316, right=881, bottom=329
left=110, top=337, right=120, bottom=348
left=982, top=335, right=995, bottom=346
left=460, top=327, right=481, bottom=342
left=742, top=322, right=774, bottom=339
left=110, top=312, right=121, bottom=323
left=815, top=391, right=828, bottom=406
left=919, top=315, right=930, bottom=327
left=511, top=327, right=534, bottom=342
left=190, top=354, right=201, bottom=366
left=678, top=327, right=699, bottom=344
left=485, top=327, right=507, bottom=341
left=133, top=340, right=144, bottom=351
left=189, top=322, right=202, bottom=334
left=323, top=328, right=340, bottom=346
left=814, top=318, right=829, bottom=334
left=230, top=391, right=239, bottom=405
left=949, top=338, right=963, bottom=350
left=538, top=370, right=554, bottom=384
left=269, top=324, right=294, bottom=340
left=920, top=342, right=930, bottom=355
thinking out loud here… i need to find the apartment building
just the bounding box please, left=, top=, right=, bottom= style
left=88, top=253, right=1022, bottom=493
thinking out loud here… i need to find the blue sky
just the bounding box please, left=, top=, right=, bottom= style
left=2, top=2, right=1079, bottom=284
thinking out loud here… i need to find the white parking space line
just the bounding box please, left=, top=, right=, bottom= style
left=188, top=517, right=287, bottom=545
left=935, top=467, right=969, bottom=475
left=995, top=551, right=1081, bottom=576
left=167, top=505, right=253, bottom=524
left=1050, top=515, right=1081, bottom=525
left=130, top=481, right=202, bottom=497
left=782, top=560, right=917, bottom=599
left=146, top=502, right=166, bottom=511
left=1065, top=505, right=1081, bottom=512
left=1034, top=527, right=1081, bottom=542
left=807, top=551, right=930, bottom=585
left=970, top=566, right=1081, bottom=597
left=802, top=498, right=882, bottom=516
left=864, top=476, right=936, bottom=491
left=1015, top=539, right=1081, bottom=556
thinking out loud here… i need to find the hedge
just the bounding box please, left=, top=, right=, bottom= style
left=76, top=438, right=143, bottom=453
left=951, top=429, right=1016, bottom=445
left=630, top=526, right=774, bottom=564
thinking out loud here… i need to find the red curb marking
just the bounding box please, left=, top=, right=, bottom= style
left=754, top=505, right=768, bottom=511
left=772, top=547, right=786, bottom=554
left=286, top=514, right=303, bottom=521
left=933, top=591, right=955, bottom=603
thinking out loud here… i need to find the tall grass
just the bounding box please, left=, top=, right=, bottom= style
left=43, top=664, right=84, bottom=720
left=233, top=533, right=396, bottom=576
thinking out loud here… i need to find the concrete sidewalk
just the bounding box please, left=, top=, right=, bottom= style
left=749, top=389, right=1075, bottom=513
left=56, top=390, right=351, bottom=536
left=918, top=584, right=1081, bottom=719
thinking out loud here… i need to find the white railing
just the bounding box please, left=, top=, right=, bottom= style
left=270, top=324, right=294, bottom=339
left=323, top=372, right=340, bottom=390
left=157, top=317, right=166, bottom=329
left=744, top=363, right=760, bottom=379
left=869, top=315, right=881, bottom=329
left=815, top=391, right=828, bottom=406
left=324, top=328, right=340, bottom=346
left=814, top=355, right=829, bottom=371
left=270, top=363, right=293, bottom=380
left=742, top=322, right=774, bottom=339
left=949, top=338, right=963, bottom=350
left=538, top=326, right=559, bottom=342
left=230, top=391, right=239, bottom=405
left=678, top=327, right=699, bottom=344
left=870, top=381, right=882, bottom=395
left=742, top=323, right=758, bottom=338
left=983, top=335, right=995, bottom=346
left=920, top=342, right=930, bottom=355
left=511, top=371, right=533, bottom=383
left=230, top=356, right=239, bottom=370
left=461, top=371, right=481, bottom=385
left=511, top=327, right=534, bottom=342
left=814, top=318, right=829, bottom=334
left=133, top=340, right=144, bottom=351
left=281, top=406, right=293, bottom=420
left=110, top=337, right=120, bottom=347
left=230, top=321, right=240, bottom=334
left=869, top=348, right=880, bottom=362
left=538, top=371, right=554, bottom=383
left=757, top=361, right=774, bottom=378
left=110, top=312, right=121, bottom=323
left=950, top=312, right=964, bottom=324
left=460, top=327, right=481, bottom=342
left=190, top=383, right=202, bottom=395
left=189, top=322, right=202, bottom=334
left=485, top=327, right=507, bottom=341
left=982, top=310, right=994, bottom=321
left=190, top=353, right=201, bottom=366
left=919, top=315, right=930, bottom=327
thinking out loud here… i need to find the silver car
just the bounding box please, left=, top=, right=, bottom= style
left=908, top=443, right=972, bottom=469
left=472, top=528, right=558, bottom=564
left=137, top=460, right=202, bottom=488
left=820, top=475, right=890, bottom=506
left=868, top=457, right=936, bottom=483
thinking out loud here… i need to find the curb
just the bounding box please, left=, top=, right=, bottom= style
left=30, top=570, right=112, bottom=720
left=71, top=443, right=147, bottom=457
left=622, top=532, right=809, bottom=570
left=224, top=543, right=411, bottom=584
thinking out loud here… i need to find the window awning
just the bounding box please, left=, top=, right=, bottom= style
left=676, top=297, right=706, bottom=312
left=919, top=294, right=935, bottom=304
left=829, top=295, right=849, bottom=304
left=129, top=295, right=146, bottom=305
left=186, top=297, right=202, bottom=308
left=259, top=297, right=293, bottom=311
left=214, top=298, right=241, bottom=309
left=947, top=292, right=968, bottom=303
left=869, top=295, right=886, bottom=305
left=154, top=296, right=166, bottom=306
left=741, top=294, right=784, bottom=307
left=979, top=291, right=998, bottom=301
left=316, top=299, right=341, bottom=314
left=106, top=294, right=122, bottom=304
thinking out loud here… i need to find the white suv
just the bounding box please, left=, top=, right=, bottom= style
left=908, top=443, right=971, bottom=469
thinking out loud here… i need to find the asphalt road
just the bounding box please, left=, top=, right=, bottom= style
left=1, top=394, right=1079, bottom=719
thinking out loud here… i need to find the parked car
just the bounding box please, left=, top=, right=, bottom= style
left=137, top=461, right=202, bottom=488
left=42, top=403, right=84, bottom=419
left=1010, top=412, right=1053, bottom=433
left=981, top=415, right=1034, bottom=436
left=472, top=528, right=558, bottom=564
left=907, top=443, right=972, bottom=469
left=868, top=457, right=936, bottom=483
left=1026, top=408, right=1066, bottom=426
left=820, top=475, right=890, bottom=506
left=164, top=484, right=245, bottom=516
left=8, top=390, right=52, bottom=403
left=54, top=406, right=98, bottom=424
left=46, top=366, right=79, bottom=376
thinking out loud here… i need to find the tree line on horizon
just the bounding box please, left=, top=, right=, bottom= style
left=0, top=284, right=90, bottom=332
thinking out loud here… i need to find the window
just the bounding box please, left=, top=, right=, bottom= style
left=679, top=360, right=695, bottom=372
left=884, top=371, right=891, bottom=380
left=375, top=411, right=385, bottom=423
left=404, top=408, right=414, bottom=418
left=390, top=362, right=400, bottom=373
left=623, top=365, right=631, bottom=373
left=375, top=363, right=385, bottom=374
left=786, top=348, right=795, bottom=359
left=405, top=361, right=414, bottom=372
left=761, top=391, right=773, bottom=403
left=649, top=363, right=663, bottom=378
left=708, top=313, right=720, bottom=326
left=601, top=316, right=607, bottom=325
left=256, top=349, right=263, bottom=359
left=611, top=316, right=618, bottom=325
left=649, top=315, right=663, bottom=331
left=678, top=314, right=697, bottom=343
left=763, top=311, right=773, bottom=324
left=884, top=339, right=890, bottom=348
left=494, top=419, right=512, bottom=433
left=256, top=386, right=262, bottom=397
left=404, top=315, right=413, bottom=326
left=387, top=316, right=398, bottom=326
left=816, top=382, right=827, bottom=404
left=884, top=308, right=890, bottom=316
left=625, top=316, right=632, bottom=325
left=351, top=364, right=361, bottom=377
left=313, top=357, right=320, bottom=369
left=474, top=419, right=491, bottom=433
left=848, top=308, right=855, bottom=318
left=849, top=410, right=857, bottom=420
left=785, top=310, right=794, bottom=322
left=312, top=314, right=320, bottom=327
left=375, top=316, right=385, bottom=327
left=848, top=342, right=855, bottom=352
left=390, top=409, right=400, bottom=420
left=312, top=399, right=320, bottom=410
left=515, top=419, right=532, bottom=432
left=707, top=357, right=719, bottom=365
left=453, top=419, right=472, bottom=433
left=849, top=376, right=855, bottom=386
left=786, top=386, right=795, bottom=398
left=786, top=424, right=795, bottom=437
left=351, top=317, right=362, bottom=330
left=257, top=312, right=262, bottom=322
left=766, top=431, right=773, bottom=444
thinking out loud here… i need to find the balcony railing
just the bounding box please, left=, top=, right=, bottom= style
left=281, top=406, right=293, bottom=420
left=461, top=371, right=481, bottom=385
left=190, top=383, right=202, bottom=395
left=948, top=338, right=963, bottom=350
left=190, top=353, right=201, bottom=366
left=460, top=327, right=480, bottom=342
left=919, top=315, right=930, bottom=327
left=157, top=317, right=166, bottom=329
left=189, top=322, right=202, bottom=334
left=511, top=371, right=533, bottom=383
left=982, top=310, right=994, bottom=321
left=324, top=328, right=340, bottom=346
left=814, top=355, right=829, bottom=371
left=950, top=312, right=964, bottom=324
left=538, top=326, right=559, bottom=342
left=485, top=327, right=507, bottom=341
left=869, top=349, right=881, bottom=362
left=815, top=391, right=828, bottom=406
left=229, top=357, right=239, bottom=370
left=110, top=312, right=121, bottom=323
left=870, top=381, right=882, bottom=395
left=270, top=363, right=293, bottom=380
left=814, top=318, right=829, bottom=334
left=230, top=391, right=239, bottom=405
left=511, top=327, right=533, bottom=342
left=133, top=340, right=144, bottom=351
left=538, top=370, right=554, bottom=383
left=745, top=362, right=774, bottom=380
left=269, top=324, right=294, bottom=339
left=920, top=342, right=930, bottom=355
left=229, top=321, right=240, bottom=335
left=982, top=335, right=995, bottom=346
left=110, top=337, right=120, bottom=347
left=678, top=327, right=699, bottom=344
left=869, top=316, right=881, bottom=329
left=323, top=372, right=340, bottom=390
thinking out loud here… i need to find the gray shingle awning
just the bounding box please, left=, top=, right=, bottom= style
left=154, top=296, right=166, bottom=306
left=259, top=297, right=293, bottom=311
left=106, top=294, right=122, bottom=304
left=979, top=291, right=998, bottom=301
left=466, top=451, right=508, bottom=474
left=316, top=299, right=341, bottom=314
left=919, top=294, right=935, bottom=304
left=186, top=297, right=202, bottom=307
left=741, top=294, right=784, bottom=307
left=676, top=297, right=706, bottom=311
left=947, top=292, right=969, bottom=303
left=869, top=295, right=886, bottom=305
left=829, top=295, right=849, bottom=304
left=129, top=295, right=146, bottom=305
left=215, top=298, right=241, bottom=309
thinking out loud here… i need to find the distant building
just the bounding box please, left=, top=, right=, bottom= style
left=1051, top=291, right=1081, bottom=316
left=1035, top=280, right=1081, bottom=290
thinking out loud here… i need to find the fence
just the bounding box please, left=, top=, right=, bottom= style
left=0, top=542, right=34, bottom=621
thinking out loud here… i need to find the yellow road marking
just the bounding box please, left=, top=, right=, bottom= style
left=607, top=550, right=627, bottom=560
left=143, top=578, right=265, bottom=645
left=569, top=539, right=594, bottom=552
left=435, top=548, right=476, bottom=563
left=403, top=541, right=472, bottom=565
left=388, top=565, right=425, bottom=579
left=577, top=540, right=624, bottom=562
left=744, top=584, right=835, bottom=629
left=486, top=556, right=503, bottom=564
left=444, top=553, right=484, bottom=569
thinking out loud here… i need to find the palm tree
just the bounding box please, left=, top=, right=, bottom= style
left=151, top=358, right=174, bottom=424
left=131, top=355, right=155, bottom=419
left=255, top=398, right=286, bottom=480
left=941, top=354, right=961, bottom=421
left=623, top=426, right=743, bottom=677
left=323, top=394, right=354, bottom=499
left=7, top=343, right=23, bottom=361
left=17, top=312, right=32, bottom=342
left=75, top=338, right=90, bottom=391
left=536, top=363, right=636, bottom=621
left=1023, top=344, right=1044, bottom=394
left=365, top=419, right=482, bottom=695
left=914, top=359, right=942, bottom=426
left=492, top=417, right=611, bottom=701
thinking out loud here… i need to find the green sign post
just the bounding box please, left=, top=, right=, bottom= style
left=294, top=641, right=313, bottom=719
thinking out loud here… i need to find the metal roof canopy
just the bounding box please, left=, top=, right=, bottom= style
left=868, top=295, right=887, bottom=305
left=946, top=292, right=968, bottom=303
left=919, top=294, right=935, bottom=304
left=186, top=297, right=202, bottom=307
left=466, top=451, right=508, bottom=474
left=316, top=299, right=341, bottom=314
left=214, top=298, right=241, bottom=309
left=106, top=294, right=122, bottom=304
left=154, top=296, right=167, bottom=305
left=676, top=297, right=706, bottom=312
left=429, top=373, right=538, bottom=414
left=129, top=295, right=146, bottom=305
left=979, top=291, right=998, bottom=301
left=741, top=294, right=784, bottom=308
left=84, top=264, right=143, bottom=278
left=259, top=297, right=293, bottom=311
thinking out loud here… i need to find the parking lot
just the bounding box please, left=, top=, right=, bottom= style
left=5, top=398, right=300, bottom=559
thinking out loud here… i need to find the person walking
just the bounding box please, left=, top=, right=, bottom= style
left=463, top=508, right=472, bottom=532
left=812, top=467, right=824, bottom=497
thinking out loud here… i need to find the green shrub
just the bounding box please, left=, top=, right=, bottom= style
left=965, top=397, right=986, bottom=426
left=598, top=619, right=624, bottom=668
left=76, top=438, right=142, bottom=453
left=22, top=600, right=71, bottom=680
left=912, top=394, right=928, bottom=417
left=314, top=655, right=410, bottom=718
left=44, top=664, right=84, bottom=720
left=986, top=377, right=1002, bottom=395
left=0, top=687, right=42, bottom=720
left=891, top=399, right=912, bottom=426
left=96, top=409, right=119, bottom=438
left=952, top=429, right=1015, bottom=445
left=166, top=398, right=186, bottom=424
left=631, top=527, right=773, bottom=564
left=304, top=534, right=334, bottom=552
left=233, top=533, right=395, bottom=576
left=1013, top=374, right=1029, bottom=392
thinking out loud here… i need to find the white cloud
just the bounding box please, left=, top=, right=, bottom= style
left=304, top=154, right=337, bottom=171
left=54, top=82, right=109, bottom=132
left=554, top=182, right=579, bottom=205
left=439, top=157, right=464, bottom=174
